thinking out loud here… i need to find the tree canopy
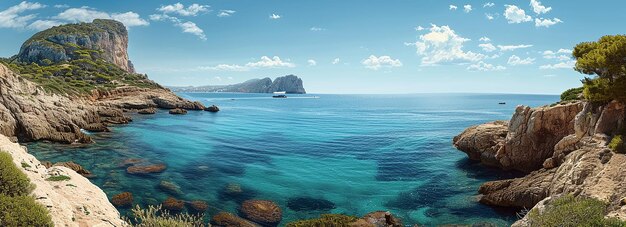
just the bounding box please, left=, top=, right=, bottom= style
left=573, top=35, right=626, bottom=80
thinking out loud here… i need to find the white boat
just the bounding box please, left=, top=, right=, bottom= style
left=272, top=91, right=287, bottom=98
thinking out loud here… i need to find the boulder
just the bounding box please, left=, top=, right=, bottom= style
left=212, top=212, right=260, bottom=227
left=137, top=108, right=157, bottom=114
left=205, top=105, right=220, bottom=113
left=239, top=200, right=282, bottom=226
left=111, top=192, right=133, bottom=207
left=162, top=197, right=184, bottom=212
left=53, top=161, right=93, bottom=178
left=169, top=108, right=187, bottom=115
left=356, top=211, right=403, bottom=227
left=188, top=200, right=208, bottom=213
left=126, top=163, right=167, bottom=175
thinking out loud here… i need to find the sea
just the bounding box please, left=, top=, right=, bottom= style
left=27, top=93, right=559, bottom=226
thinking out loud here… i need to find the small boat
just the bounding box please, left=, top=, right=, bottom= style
left=272, top=91, right=287, bottom=98
left=499, top=102, right=506, bottom=105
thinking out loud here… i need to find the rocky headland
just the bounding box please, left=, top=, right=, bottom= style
left=454, top=100, right=626, bottom=225
left=169, top=74, right=307, bottom=94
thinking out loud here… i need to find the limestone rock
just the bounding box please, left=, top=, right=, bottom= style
left=453, top=120, right=508, bottom=168
left=357, top=211, right=403, bottom=227
left=169, top=108, right=188, bottom=115
left=239, top=200, right=282, bottom=226
left=206, top=105, right=220, bottom=113
left=53, top=161, right=93, bottom=178
left=111, top=192, right=133, bottom=207
left=137, top=108, right=157, bottom=114
left=212, top=212, right=261, bottom=227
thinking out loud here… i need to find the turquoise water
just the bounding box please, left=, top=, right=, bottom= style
left=27, top=93, right=558, bottom=226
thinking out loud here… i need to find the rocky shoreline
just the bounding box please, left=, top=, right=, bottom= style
left=454, top=100, right=626, bottom=225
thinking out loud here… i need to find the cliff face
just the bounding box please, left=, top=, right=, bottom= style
left=170, top=75, right=307, bottom=94
left=17, top=19, right=134, bottom=73
left=0, top=135, right=127, bottom=226
left=454, top=101, right=626, bottom=223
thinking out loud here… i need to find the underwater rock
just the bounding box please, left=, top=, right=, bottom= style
left=188, top=200, right=208, bottom=213
left=126, top=163, right=167, bottom=175
left=212, top=212, right=261, bottom=227
left=226, top=183, right=243, bottom=194
left=137, top=108, right=157, bottom=114
left=119, top=158, right=144, bottom=167
left=286, top=197, right=336, bottom=211
left=239, top=200, right=282, bottom=226
left=219, top=183, right=257, bottom=203
left=162, top=197, right=185, bottom=212
left=205, top=105, right=220, bottom=112
left=111, top=192, right=133, bottom=207
left=158, top=180, right=183, bottom=196
left=168, top=108, right=188, bottom=115
left=53, top=161, right=93, bottom=178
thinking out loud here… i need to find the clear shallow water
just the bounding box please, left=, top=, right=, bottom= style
left=27, top=93, right=558, bottom=226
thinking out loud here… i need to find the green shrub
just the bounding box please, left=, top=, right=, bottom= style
left=129, top=205, right=206, bottom=227
left=560, top=87, right=584, bottom=102
left=286, top=214, right=359, bottom=227
left=0, top=152, right=34, bottom=196
left=609, top=135, right=625, bottom=153
left=528, top=195, right=626, bottom=227
left=0, top=194, right=53, bottom=226
left=46, top=175, right=71, bottom=181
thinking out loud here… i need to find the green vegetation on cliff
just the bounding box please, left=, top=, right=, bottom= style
left=574, top=35, right=626, bottom=103
left=128, top=205, right=206, bottom=227
left=0, top=152, right=53, bottom=226
left=528, top=195, right=626, bottom=227
left=286, top=214, right=359, bottom=227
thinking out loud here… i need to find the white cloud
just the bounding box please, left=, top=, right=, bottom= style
left=504, top=5, right=532, bottom=23
left=332, top=58, right=340, bottom=64
left=307, top=59, right=317, bottom=66
left=540, top=60, right=575, bottom=69
left=214, top=76, right=222, bottom=81
left=530, top=0, right=552, bottom=14
left=498, top=44, right=533, bottom=51
left=200, top=56, right=295, bottom=71
left=53, top=4, right=69, bottom=8
left=150, top=14, right=205, bottom=40
left=415, top=26, right=424, bottom=31
left=507, top=55, right=535, bottom=65
left=449, top=5, right=458, bottom=10
left=467, top=61, right=506, bottom=71
left=56, top=8, right=149, bottom=28
left=483, top=2, right=495, bottom=8
left=463, top=5, right=473, bottom=13
left=0, top=1, right=46, bottom=28
left=310, top=27, right=324, bottom=31
left=245, top=56, right=295, bottom=68
left=479, top=43, right=497, bottom=52
left=362, top=55, right=403, bottom=70
left=479, top=36, right=491, bottom=42
left=27, top=19, right=62, bottom=30
left=485, top=13, right=495, bottom=20
left=217, top=10, right=236, bottom=17
left=406, top=24, right=484, bottom=65
left=543, top=49, right=572, bottom=61
left=157, top=3, right=210, bottom=17
left=535, top=18, right=562, bottom=27
left=269, top=14, right=281, bottom=19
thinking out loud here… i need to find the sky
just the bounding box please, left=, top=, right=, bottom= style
left=0, top=0, right=624, bottom=94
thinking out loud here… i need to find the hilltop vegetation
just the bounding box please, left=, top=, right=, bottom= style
left=573, top=35, right=626, bottom=103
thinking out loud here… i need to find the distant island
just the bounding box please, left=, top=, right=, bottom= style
left=168, top=75, right=306, bottom=94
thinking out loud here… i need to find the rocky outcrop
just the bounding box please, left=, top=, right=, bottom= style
left=0, top=135, right=127, bottom=226
left=111, top=192, right=133, bottom=207
left=169, top=75, right=307, bottom=94
left=17, top=19, right=134, bottom=73
left=206, top=105, right=220, bottom=112
left=454, top=102, right=583, bottom=172
left=454, top=101, right=626, bottom=223
left=212, top=212, right=261, bottom=227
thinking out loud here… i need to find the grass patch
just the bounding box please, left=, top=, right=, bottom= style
left=0, top=152, right=34, bottom=196
left=528, top=195, right=626, bottom=227
left=46, top=175, right=71, bottom=181
left=0, top=194, right=53, bottom=226
left=128, top=205, right=206, bottom=227
left=21, top=162, right=31, bottom=168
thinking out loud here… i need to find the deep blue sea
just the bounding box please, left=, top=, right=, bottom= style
left=27, top=93, right=558, bottom=226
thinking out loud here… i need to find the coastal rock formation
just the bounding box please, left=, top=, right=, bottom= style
left=455, top=101, right=626, bottom=223
left=0, top=135, right=127, bottom=226
left=17, top=19, right=134, bottom=73
left=169, top=108, right=188, bottom=115
left=53, top=161, right=93, bottom=178
left=356, top=211, right=403, bottom=227
left=206, top=105, right=220, bottom=112
left=454, top=102, right=583, bottom=172
left=169, top=75, right=307, bottom=94
left=137, top=108, right=157, bottom=114
left=239, top=200, right=282, bottom=226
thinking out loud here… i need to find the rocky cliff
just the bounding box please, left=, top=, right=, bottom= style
left=0, top=134, right=127, bottom=226
left=17, top=19, right=134, bottom=73
left=454, top=101, right=626, bottom=224
left=170, top=75, right=307, bottom=94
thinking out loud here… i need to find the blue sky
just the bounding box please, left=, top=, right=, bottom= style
left=0, top=0, right=623, bottom=94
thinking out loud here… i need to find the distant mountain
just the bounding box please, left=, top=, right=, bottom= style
left=170, top=75, right=306, bottom=94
